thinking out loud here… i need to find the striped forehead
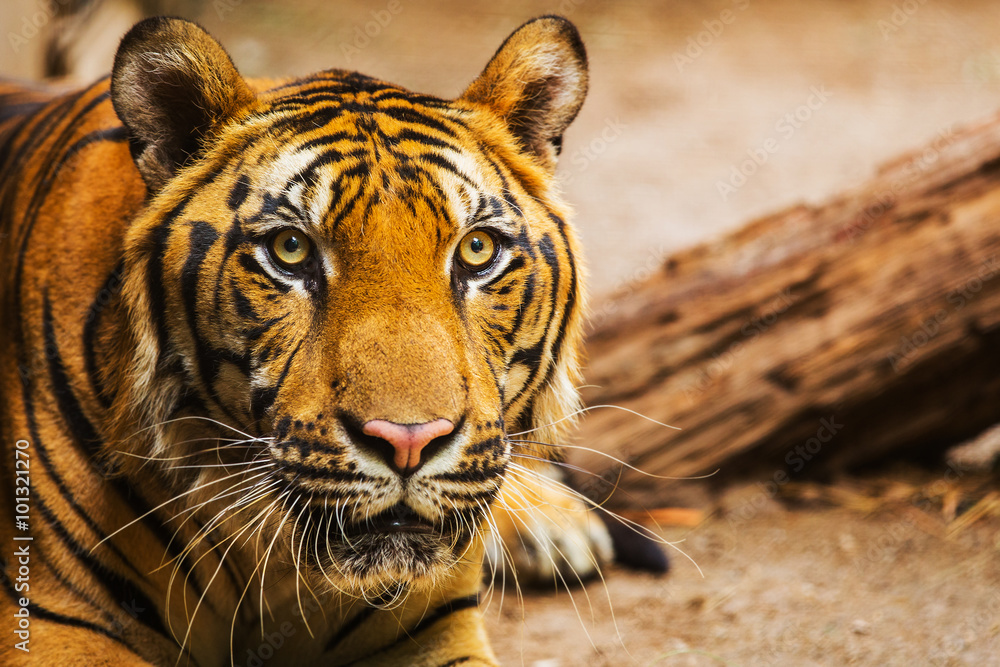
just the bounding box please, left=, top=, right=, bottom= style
left=249, top=93, right=507, bottom=234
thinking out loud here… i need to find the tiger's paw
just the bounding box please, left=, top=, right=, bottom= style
left=484, top=465, right=615, bottom=587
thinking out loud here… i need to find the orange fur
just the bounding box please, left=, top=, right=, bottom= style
left=0, top=16, right=593, bottom=666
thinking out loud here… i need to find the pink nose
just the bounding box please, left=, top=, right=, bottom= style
left=362, top=418, right=455, bottom=474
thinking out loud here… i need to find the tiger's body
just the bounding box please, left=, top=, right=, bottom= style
left=0, top=16, right=610, bottom=666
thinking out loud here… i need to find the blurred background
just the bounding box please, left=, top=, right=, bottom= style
left=4, top=1, right=1000, bottom=665
left=6, top=0, right=1000, bottom=294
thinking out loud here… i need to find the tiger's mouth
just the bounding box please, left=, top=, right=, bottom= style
left=291, top=499, right=475, bottom=592
left=341, top=503, right=437, bottom=537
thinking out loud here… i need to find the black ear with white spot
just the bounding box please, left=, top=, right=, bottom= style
left=111, top=17, right=255, bottom=192
left=460, top=16, right=588, bottom=171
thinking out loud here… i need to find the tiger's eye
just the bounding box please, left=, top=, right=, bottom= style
left=457, top=230, right=497, bottom=271
left=270, top=229, right=312, bottom=269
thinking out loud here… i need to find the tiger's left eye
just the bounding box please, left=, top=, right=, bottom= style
left=270, top=229, right=312, bottom=269
left=456, top=230, right=497, bottom=272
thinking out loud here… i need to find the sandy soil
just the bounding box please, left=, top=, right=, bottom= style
left=3, top=1, right=1000, bottom=664
left=488, top=504, right=1000, bottom=666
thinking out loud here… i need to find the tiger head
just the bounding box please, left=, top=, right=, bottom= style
left=106, top=16, right=588, bottom=599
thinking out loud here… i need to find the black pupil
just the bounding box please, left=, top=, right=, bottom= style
left=470, top=237, right=484, bottom=254
left=283, top=236, right=300, bottom=254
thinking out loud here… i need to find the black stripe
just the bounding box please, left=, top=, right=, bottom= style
left=508, top=233, right=561, bottom=405
left=15, top=91, right=112, bottom=267
left=43, top=292, right=102, bottom=457
left=262, top=72, right=345, bottom=94
left=417, top=153, right=475, bottom=187
left=277, top=459, right=369, bottom=484
left=295, top=147, right=368, bottom=198
left=432, top=463, right=505, bottom=484
left=238, top=252, right=292, bottom=294
left=538, top=213, right=579, bottom=392
left=465, top=435, right=502, bottom=456
left=9, top=88, right=111, bottom=397
left=228, top=173, right=251, bottom=210
left=20, top=373, right=145, bottom=585
left=296, top=130, right=356, bottom=153
left=480, top=255, right=525, bottom=292
left=180, top=221, right=224, bottom=388
left=369, top=87, right=450, bottom=107
left=382, top=105, right=462, bottom=139
left=0, top=560, right=136, bottom=650
left=140, top=169, right=218, bottom=362
left=82, top=263, right=125, bottom=408
left=215, top=221, right=251, bottom=311
left=504, top=271, right=535, bottom=346
left=34, top=306, right=208, bottom=602
left=328, top=179, right=366, bottom=231
left=324, top=604, right=377, bottom=652
left=410, top=594, right=480, bottom=638
left=0, top=99, right=47, bottom=123
left=232, top=283, right=258, bottom=320
left=394, top=127, right=455, bottom=150
left=344, top=595, right=481, bottom=666
left=61, top=125, right=128, bottom=161
left=43, top=296, right=206, bottom=604
left=146, top=215, right=175, bottom=355
left=33, top=495, right=170, bottom=640
left=0, top=88, right=83, bottom=214
left=250, top=338, right=302, bottom=420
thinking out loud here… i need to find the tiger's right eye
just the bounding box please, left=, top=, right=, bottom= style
left=456, top=230, right=498, bottom=272
left=269, top=229, right=312, bottom=270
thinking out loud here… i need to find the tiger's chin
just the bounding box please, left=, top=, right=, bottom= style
left=299, top=504, right=476, bottom=602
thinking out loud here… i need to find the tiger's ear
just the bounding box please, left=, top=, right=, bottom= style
left=460, top=16, right=588, bottom=171
left=111, top=17, right=255, bottom=192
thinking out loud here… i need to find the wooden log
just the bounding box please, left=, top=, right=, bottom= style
left=572, top=112, right=1000, bottom=504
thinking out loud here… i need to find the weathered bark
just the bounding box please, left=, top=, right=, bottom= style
left=572, top=112, right=1000, bottom=504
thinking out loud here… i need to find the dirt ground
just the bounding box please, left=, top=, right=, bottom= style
left=489, top=501, right=1000, bottom=666
left=3, top=1, right=1000, bottom=664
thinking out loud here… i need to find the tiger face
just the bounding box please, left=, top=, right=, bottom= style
left=106, top=17, right=588, bottom=599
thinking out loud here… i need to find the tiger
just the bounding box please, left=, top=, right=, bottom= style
left=0, top=15, right=651, bottom=666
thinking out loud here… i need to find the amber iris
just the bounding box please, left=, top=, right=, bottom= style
left=271, top=229, right=312, bottom=268
left=457, top=230, right=496, bottom=271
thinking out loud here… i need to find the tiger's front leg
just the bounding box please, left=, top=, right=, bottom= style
left=485, top=461, right=614, bottom=588
left=345, top=605, right=498, bottom=667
